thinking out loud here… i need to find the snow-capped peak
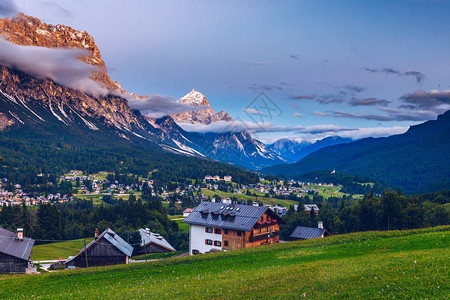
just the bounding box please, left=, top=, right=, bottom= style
left=180, top=89, right=210, bottom=107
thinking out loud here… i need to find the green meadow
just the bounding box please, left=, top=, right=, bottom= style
left=2, top=226, right=448, bottom=299
left=31, top=239, right=93, bottom=261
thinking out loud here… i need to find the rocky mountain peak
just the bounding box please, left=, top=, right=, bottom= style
left=171, top=89, right=233, bottom=124
left=0, top=13, right=118, bottom=91
left=180, top=89, right=210, bottom=107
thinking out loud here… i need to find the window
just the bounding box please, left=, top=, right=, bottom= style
left=215, top=228, right=222, bottom=234
left=224, top=241, right=228, bottom=247
left=224, top=229, right=229, bottom=234
left=214, top=240, right=222, bottom=247
left=205, top=239, right=212, bottom=245
left=259, top=228, right=261, bottom=233
left=205, top=227, right=213, bottom=233
left=237, top=231, right=242, bottom=236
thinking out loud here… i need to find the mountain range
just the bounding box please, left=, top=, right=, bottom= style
left=0, top=13, right=288, bottom=171
left=263, top=110, right=450, bottom=194
left=267, top=136, right=353, bottom=162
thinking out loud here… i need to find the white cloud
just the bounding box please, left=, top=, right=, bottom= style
left=0, top=38, right=109, bottom=97
left=127, top=94, right=208, bottom=119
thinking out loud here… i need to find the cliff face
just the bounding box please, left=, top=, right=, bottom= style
left=0, top=13, right=145, bottom=132
left=171, top=89, right=232, bottom=124
left=0, top=13, right=116, bottom=90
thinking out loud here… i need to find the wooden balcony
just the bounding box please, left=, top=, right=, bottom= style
left=249, top=231, right=279, bottom=242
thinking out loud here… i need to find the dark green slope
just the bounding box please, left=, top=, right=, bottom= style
left=263, top=111, right=450, bottom=194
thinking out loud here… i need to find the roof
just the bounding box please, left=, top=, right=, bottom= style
left=304, top=204, right=320, bottom=211
left=182, top=202, right=283, bottom=231
left=65, top=228, right=133, bottom=264
left=183, top=208, right=194, bottom=213
left=0, top=227, right=34, bottom=261
left=139, top=229, right=176, bottom=252
left=290, top=226, right=327, bottom=240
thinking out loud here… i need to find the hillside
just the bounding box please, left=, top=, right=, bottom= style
left=263, top=111, right=450, bottom=194
left=0, top=226, right=448, bottom=299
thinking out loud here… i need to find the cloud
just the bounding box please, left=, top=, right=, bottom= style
left=349, top=97, right=391, bottom=106
left=337, top=126, right=408, bottom=140
left=292, top=112, right=305, bottom=118
left=296, top=125, right=356, bottom=135
left=365, top=67, right=425, bottom=83
left=290, top=54, right=300, bottom=60
left=178, top=120, right=303, bottom=133
left=0, top=38, right=109, bottom=97
left=313, top=111, right=328, bottom=117
left=289, top=103, right=302, bottom=110
left=249, top=83, right=284, bottom=91
left=127, top=94, right=208, bottom=119
left=0, top=0, right=18, bottom=17
left=344, top=85, right=365, bottom=93
left=291, top=95, right=315, bottom=100
left=242, top=108, right=264, bottom=115
left=325, top=109, right=436, bottom=121
left=291, top=92, right=347, bottom=104
left=399, top=90, right=450, bottom=112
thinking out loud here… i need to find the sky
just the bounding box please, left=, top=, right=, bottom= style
left=2, top=0, right=450, bottom=143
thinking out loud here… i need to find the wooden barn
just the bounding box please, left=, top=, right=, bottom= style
left=290, top=222, right=330, bottom=240
left=137, top=228, right=176, bottom=255
left=183, top=202, right=284, bottom=255
left=0, top=228, right=35, bottom=273
left=65, top=228, right=133, bottom=269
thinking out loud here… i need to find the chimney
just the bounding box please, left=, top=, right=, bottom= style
left=17, top=228, right=23, bottom=241
left=318, top=221, right=323, bottom=229
left=94, top=228, right=99, bottom=239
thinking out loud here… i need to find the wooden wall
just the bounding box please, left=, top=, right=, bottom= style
left=66, top=237, right=127, bottom=268
left=0, top=253, right=27, bottom=273
left=222, top=211, right=280, bottom=250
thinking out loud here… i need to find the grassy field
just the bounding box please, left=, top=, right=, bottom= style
left=31, top=239, right=93, bottom=261
left=201, top=188, right=298, bottom=207
left=4, top=226, right=448, bottom=299
left=133, top=251, right=186, bottom=261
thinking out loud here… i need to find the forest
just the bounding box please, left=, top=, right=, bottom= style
left=0, top=197, right=189, bottom=252
left=281, top=189, right=450, bottom=240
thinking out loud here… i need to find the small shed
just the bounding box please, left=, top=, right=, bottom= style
left=65, top=228, right=133, bottom=269
left=290, top=225, right=329, bottom=240
left=137, top=229, right=176, bottom=255
left=0, top=228, right=35, bottom=273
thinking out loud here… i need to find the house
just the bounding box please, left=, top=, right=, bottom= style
left=290, top=221, right=330, bottom=240
left=183, top=201, right=284, bottom=255
left=0, top=228, right=35, bottom=273
left=65, top=228, right=133, bottom=269
left=137, top=229, right=176, bottom=255
left=183, top=208, right=194, bottom=217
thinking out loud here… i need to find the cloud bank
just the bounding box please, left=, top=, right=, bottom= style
left=0, top=38, right=108, bottom=97
left=399, top=90, right=450, bottom=112
left=127, top=94, right=208, bottom=119
left=365, top=67, right=425, bottom=83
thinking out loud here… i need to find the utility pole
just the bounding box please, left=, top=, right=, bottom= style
left=83, top=237, right=89, bottom=268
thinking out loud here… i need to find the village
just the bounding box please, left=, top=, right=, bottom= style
left=0, top=171, right=342, bottom=275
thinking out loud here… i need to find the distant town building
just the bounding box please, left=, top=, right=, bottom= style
left=183, top=202, right=284, bottom=255
left=65, top=228, right=133, bottom=269
left=183, top=208, right=194, bottom=217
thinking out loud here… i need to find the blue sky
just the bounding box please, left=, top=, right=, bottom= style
left=4, top=0, right=450, bottom=142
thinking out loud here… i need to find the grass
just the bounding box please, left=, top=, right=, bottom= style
left=3, top=226, right=448, bottom=299
left=132, top=251, right=186, bottom=261
left=31, top=238, right=93, bottom=261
